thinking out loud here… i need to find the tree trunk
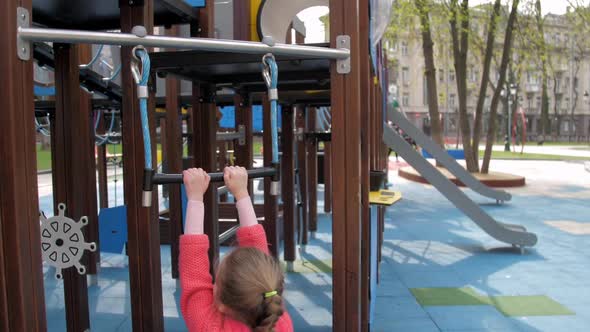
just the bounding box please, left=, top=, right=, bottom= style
left=481, top=0, right=519, bottom=173
left=450, top=0, right=478, bottom=172
left=535, top=0, right=550, bottom=140
left=472, top=0, right=501, bottom=165
left=416, top=0, right=444, bottom=148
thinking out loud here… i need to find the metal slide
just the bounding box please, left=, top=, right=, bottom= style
left=388, top=108, right=511, bottom=202
left=383, top=123, right=537, bottom=247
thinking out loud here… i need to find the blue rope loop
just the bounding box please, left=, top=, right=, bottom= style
left=132, top=47, right=152, bottom=170
left=262, top=54, right=279, bottom=164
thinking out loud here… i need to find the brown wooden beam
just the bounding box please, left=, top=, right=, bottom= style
left=330, top=0, right=363, bottom=330
left=96, top=111, right=109, bottom=209
left=79, top=44, right=100, bottom=276
left=295, top=106, right=309, bottom=245
left=191, top=2, right=218, bottom=277
left=323, top=141, right=332, bottom=213
left=0, top=1, right=47, bottom=330
left=262, top=96, right=279, bottom=256
left=52, top=43, right=92, bottom=332
left=120, top=1, right=165, bottom=330
left=233, top=0, right=250, bottom=41
left=306, top=108, right=318, bottom=233
left=281, top=105, right=297, bottom=262
left=358, top=0, right=371, bottom=329
left=234, top=93, right=254, bottom=195
left=164, top=25, right=184, bottom=280
left=191, top=82, right=220, bottom=275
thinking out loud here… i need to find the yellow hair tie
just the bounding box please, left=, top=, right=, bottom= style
left=264, top=290, right=278, bottom=298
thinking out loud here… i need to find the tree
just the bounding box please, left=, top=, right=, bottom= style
left=471, top=0, right=502, bottom=166
left=416, top=0, right=444, bottom=147
left=449, top=0, right=479, bottom=172
left=481, top=0, right=520, bottom=173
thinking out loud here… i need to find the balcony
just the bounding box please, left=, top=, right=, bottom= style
left=525, top=83, right=540, bottom=93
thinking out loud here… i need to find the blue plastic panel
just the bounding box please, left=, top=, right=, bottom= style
left=98, top=206, right=128, bottom=254
left=422, top=149, right=465, bottom=160
left=34, top=85, right=55, bottom=96
left=218, top=105, right=283, bottom=132
left=184, top=0, right=205, bottom=7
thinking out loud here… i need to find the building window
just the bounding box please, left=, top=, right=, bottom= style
left=469, top=66, right=478, bottom=83
left=402, top=67, right=410, bottom=85
left=449, top=94, right=456, bottom=107
left=536, top=96, right=542, bottom=110
left=554, top=33, right=561, bottom=45
left=401, top=41, right=408, bottom=56
left=402, top=93, right=410, bottom=106
left=527, top=71, right=538, bottom=84
left=439, top=69, right=444, bottom=82
left=449, top=70, right=455, bottom=82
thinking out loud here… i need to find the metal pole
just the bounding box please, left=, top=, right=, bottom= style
left=506, top=95, right=512, bottom=152
left=152, top=167, right=277, bottom=185
left=18, top=27, right=350, bottom=60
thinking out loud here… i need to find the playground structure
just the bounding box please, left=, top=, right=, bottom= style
left=1, top=0, right=390, bottom=331
left=0, top=0, right=537, bottom=331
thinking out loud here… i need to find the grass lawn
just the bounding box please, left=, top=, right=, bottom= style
left=524, top=141, right=590, bottom=146
left=37, top=145, right=52, bottom=171
left=478, top=150, right=589, bottom=161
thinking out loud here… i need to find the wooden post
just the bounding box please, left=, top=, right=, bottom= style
left=307, top=108, right=318, bottom=234
left=96, top=111, right=109, bottom=209
left=233, top=0, right=251, bottom=41
left=330, top=0, right=363, bottom=330
left=51, top=43, right=97, bottom=332
left=191, top=82, right=220, bottom=274
left=281, top=105, right=296, bottom=262
left=262, top=97, right=279, bottom=256
left=120, top=1, right=165, bottom=330
left=234, top=93, right=254, bottom=195
left=191, top=1, right=219, bottom=276
left=358, top=0, right=371, bottom=329
left=81, top=44, right=101, bottom=275
left=323, top=141, right=332, bottom=213
left=295, top=106, right=309, bottom=244
left=0, top=2, right=47, bottom=330
left=164, top=26, right=184, bottom=280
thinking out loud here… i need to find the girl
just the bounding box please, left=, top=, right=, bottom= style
left=180, top=166, right=293, bottom=332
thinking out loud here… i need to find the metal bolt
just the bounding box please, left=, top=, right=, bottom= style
left=21, top=13, right=26, bottom=20
left=22, top=47, right=27, bottom=53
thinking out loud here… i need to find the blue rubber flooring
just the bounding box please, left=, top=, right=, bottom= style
left=40, top=164, right=590, bottom=331
left=372, top=173, right=590, bottom=332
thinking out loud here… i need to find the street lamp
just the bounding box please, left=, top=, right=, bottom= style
left=507, top=84, right=517, bottom=152
left=502, top=85, right=517, bottom=151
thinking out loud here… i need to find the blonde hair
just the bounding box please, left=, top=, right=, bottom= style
left=216, top=247, right=285, bottom=331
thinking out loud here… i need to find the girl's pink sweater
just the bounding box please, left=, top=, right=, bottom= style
left=179, top=198, right=293, bottom=332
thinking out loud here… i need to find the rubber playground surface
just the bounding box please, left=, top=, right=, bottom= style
left=40, top=159, right=590, bottom=331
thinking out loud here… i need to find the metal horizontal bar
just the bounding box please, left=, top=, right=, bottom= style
left=18, top=27, right=350, bottom=60
left=152, top=167, right=277, bottom=184
left=218, top=225, right=240, bottom=243
left=216, top=131, right=243, bottom=141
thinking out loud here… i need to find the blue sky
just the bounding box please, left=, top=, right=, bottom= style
left=297, top=1, right=576, bottom=43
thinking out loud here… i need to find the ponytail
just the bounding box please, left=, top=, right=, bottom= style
left=254, top=293, right=284, bottom=332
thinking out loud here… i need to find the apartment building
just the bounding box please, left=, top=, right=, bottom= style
left=388, top=10, right=590, bottom=142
